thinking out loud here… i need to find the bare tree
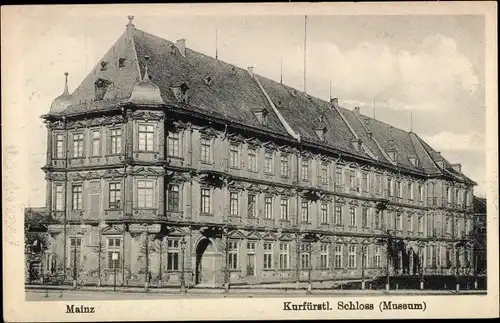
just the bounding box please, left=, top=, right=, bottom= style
left=91, top=237, right=106, bottom=287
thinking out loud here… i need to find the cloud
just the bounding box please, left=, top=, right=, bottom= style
left=282, top=34, right=480, bottom=112
left=422, top=131, right=485, bottom=152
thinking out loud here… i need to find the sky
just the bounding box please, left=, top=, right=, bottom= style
left=9, top=7, right=486, bottom=206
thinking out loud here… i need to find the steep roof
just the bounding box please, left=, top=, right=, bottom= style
left=47, top=23, right=475, bottom=183
left=473, top=196, right=487, bottom=214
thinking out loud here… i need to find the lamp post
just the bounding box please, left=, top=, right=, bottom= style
left=112, top=252, right=118, bottom=292
left=180, top=236, right=186, bottom=294
left=361, top=244, right=366, bottom=290
left=307, top=241, right=312, bottom=294
left=72, top=239, right=77, bottom=289
left=418, top=241, right=425, bottom=290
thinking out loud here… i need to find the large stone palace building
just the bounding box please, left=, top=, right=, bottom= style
left=38, top=17, right=477, bottom=287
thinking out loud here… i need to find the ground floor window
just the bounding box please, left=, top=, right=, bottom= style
left=167, top=239, right=179, bottom=271
left=228, top=241, right=239, bottom=270
left=334, top=244, right=343, bottom=268
left=106, top=237, right=121, bottom=270
left=263, top=242, right=273, bottom=269
left=279, top=243, right=290, bottom=269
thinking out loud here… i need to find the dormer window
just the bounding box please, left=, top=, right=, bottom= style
left=94, top=78, right=111, bottom=101
left=118, top=58, right=126, bottom=68
left=387, top=150, right=397, bottom=161
left=203, top=76, right=213, bottom=86
left=351, top=139, right=362, bottom=151
left=230, top=66, right=237, bottom=75
left=388, top=139, right=395, bottom=146
left=170, top=44, right=177, bottom=55
left=100, top=61, right=108, bottom=71
left=253, top=109, right=269, bottom=126
left=171, top=82, right=189, bottom=103
left=409, top=157, right=419, bottom=168
left=315, top=126, right=327, bottom=142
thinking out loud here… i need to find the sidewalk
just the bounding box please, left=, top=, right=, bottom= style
left=26, top=284, right=486, bottom=295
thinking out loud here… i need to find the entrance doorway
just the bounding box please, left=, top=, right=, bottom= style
left=195, top=238, right=217, bottom=285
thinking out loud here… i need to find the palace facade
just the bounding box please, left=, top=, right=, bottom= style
left=37, top=17, right=477, bottom=287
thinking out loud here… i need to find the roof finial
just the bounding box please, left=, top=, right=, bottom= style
left=127, top=15, right=135, bottom=28
left=63, top=72, right=69, bottom=95
left=143, top=56, right=150, bottom=81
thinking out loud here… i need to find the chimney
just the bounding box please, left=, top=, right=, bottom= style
left=330, top=97, right=338, bottom=109
left=451, top=163, right=462, bottom=173
left=354, top=106, right=360, bottom=115
left=176, top=39, right=186, bottom=57
left=247, top=66, right=254, bottom=78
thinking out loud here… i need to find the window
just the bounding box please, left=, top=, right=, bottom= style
left=118, top=58, right=126, bottom=67
left=108, top=182, right=121, bottom=209
left=349, top=170, right=356, bottom=190
left=321, top=202, right=329, bottom=224
left=230, top=192, right=239, bottom=216
left=55, top=184, right=64, bottom=211
left=373, top=246, right=381, bottom=268
left=263, top=242, right=273, bottom=269
left=55, top=134, right=64, bottom=158
left=280, top=198, right=289, bottom=220
left=335, top=168, right=342, bottom=186
left=375, top=174, right=381, bottom=194
left=228, top=241, right=239, bottom=270
left=362, top=173, right=368, bottom=192
left=167, top=184, right=180, bottom=212
left=138, top=124, right=154, bottom=151
left=200, top=138, right=211, bottom=163
left=167, top=132, right=180, bottom=157
left=264, top=197, right=273, bottom=219
left=396, top=181, right=402, bottom=198
left=320, top=244, right=329, bottom=269
left=167, top=239, right=179, bottom=271
left=321, top=163, right=328, bottom=184
left=388, top=178, right=393, bottom=196
left=110, top=129, right=122, bottom=154
left=334, top=205, right=343, bottom=225
left=248, top=148, right=257, bottom=172
left=69, top=237, right=82, bottom=272
left=264, top=151, right=273, bottom=174
left=246, top=241, right=256, bottom=275
left=301, top=252, right=310, bottom=269
left=301, top=201, right=309, bottom=223
left=301, top=159, right=309, bottom=181
left=247, top=194, right=256, bottom=218
left=396, top=213, right=402, bottom=230
left=280, top=155, right=289, bottom=178
left=229, top=144, right=240, bottom=168
left=446, top=187, right=452, bottom=203
left=362, top=208, right=368, bottom=227
left=107, top=237, right=121, bottom=270
left=363, top=246, right=370, bottom=268
left=348, top=245, right=357, bottom=268
left=137, top=180, right=154, bottom=208
left=408, top=182, right=413, bottom=200
left=334, top=244, right=343, bottom=268
left=349, top=207, right=356, bottom=227
left=374, top=211, right=381, bottom=229
left=446, top=217, right=452, bottom=233
left=418, top=185, right=423, bottom=201
left=407, top=214, right=413, bottom=231
left=91, top=130, right=100, bottom=157
left=72, top=133, right=84, bottom=158
left=72, top=185, right=83, bottom=210
left=201, top=188, right=211, bottom=214
left=279, top=243, right=290, bottom=269
left=417, top=216, right=424, bottom=233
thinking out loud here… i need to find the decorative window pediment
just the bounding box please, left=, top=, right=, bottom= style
left=387, top=149, right=397, bottom=161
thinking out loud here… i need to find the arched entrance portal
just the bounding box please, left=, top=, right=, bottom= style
left=195, top=238, right=217, bottom=286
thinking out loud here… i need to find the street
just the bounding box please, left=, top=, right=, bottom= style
left=26, top=288, right=486, bottom=301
